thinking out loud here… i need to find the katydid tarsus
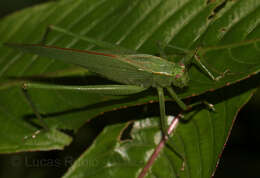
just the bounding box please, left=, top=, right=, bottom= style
left=5, top=25, right=221, bottom=136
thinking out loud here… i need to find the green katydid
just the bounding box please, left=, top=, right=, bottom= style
left=5, top=25, right=220, bottom=136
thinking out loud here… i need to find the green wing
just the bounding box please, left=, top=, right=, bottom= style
left=5, top=44, right=159, bottom=87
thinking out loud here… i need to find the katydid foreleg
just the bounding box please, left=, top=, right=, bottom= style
left=164, top=44, right=229, bottom=81
left=193, top=52, right=229, bottom=81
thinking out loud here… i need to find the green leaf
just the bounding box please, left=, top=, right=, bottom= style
left=0, top=0, right=259, bottom=177
left=62, top=83, right=253, bottom=178
left=0, top=127, right=72, bottom=153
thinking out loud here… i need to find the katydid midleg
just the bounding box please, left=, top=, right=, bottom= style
left=5, top=26, right=219, bottom=136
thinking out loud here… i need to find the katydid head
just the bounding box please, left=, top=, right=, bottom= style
left=171, top=62, right=189, bottom=88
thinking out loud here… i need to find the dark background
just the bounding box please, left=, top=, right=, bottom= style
left=0, top=1, right=259, bottom=177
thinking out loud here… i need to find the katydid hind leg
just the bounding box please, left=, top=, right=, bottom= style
left=21, top=86, right=49, bottom=131
left=156, top=87, right=168, bottom=136
left=21, top=83, right=146, bottom=136
left=23, top=82, right=147, bottom=95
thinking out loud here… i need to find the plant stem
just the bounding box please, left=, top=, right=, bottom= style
left=138, top=113, right=181, bottom=178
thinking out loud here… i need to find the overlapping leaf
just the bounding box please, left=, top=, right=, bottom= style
left=62, top=82, right=254, bottom=178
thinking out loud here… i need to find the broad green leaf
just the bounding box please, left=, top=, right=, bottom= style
left=62, top=83, right=253, bottom=178
left=0, top=2, right=259, bottom=178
